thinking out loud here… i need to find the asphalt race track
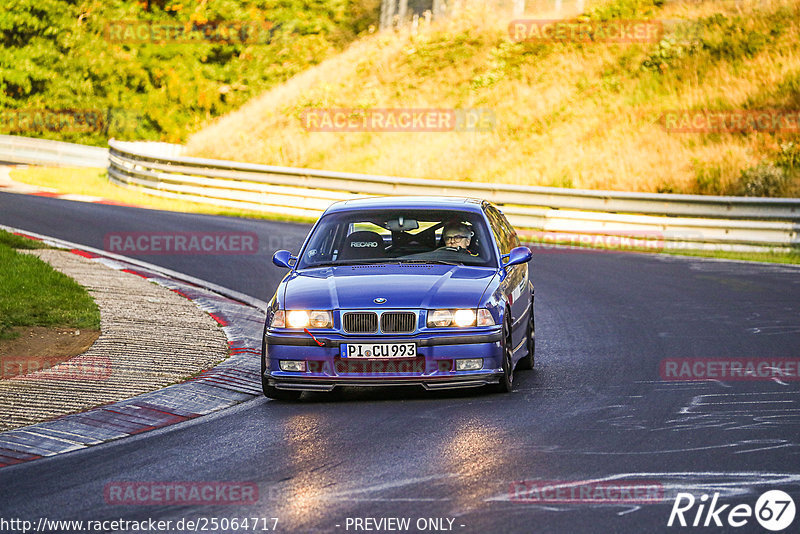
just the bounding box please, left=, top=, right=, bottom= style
left=2, top=191, right=800, bottom=533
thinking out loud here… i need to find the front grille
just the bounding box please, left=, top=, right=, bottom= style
left=343, top=312, right=378, bottom=333
left=335, top=356, right=426, bottom=374
left=380, top=312, right=416, bottom=333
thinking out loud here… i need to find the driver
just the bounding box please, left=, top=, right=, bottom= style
left=441, top=222, right=474, bottom=253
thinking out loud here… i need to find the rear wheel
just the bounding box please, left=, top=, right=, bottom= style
left=517, top=301, right=535, bottom=370
left=494, top=317, right=514, bottom=393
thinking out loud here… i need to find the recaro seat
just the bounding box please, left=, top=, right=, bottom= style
left=339, top=231, right=385, bottom=260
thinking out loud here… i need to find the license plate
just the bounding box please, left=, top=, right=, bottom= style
left=341, top=343, right=417, bottom=359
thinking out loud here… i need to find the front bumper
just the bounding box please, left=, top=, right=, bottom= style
left=264, top=328, right=503, bottom=392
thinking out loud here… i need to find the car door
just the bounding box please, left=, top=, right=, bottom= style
left=484, top=205, right=528, bottom=353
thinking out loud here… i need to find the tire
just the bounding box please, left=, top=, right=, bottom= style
left=494, top=316, right=514, bottom=393
left=517, top=301, right=535, bottom=371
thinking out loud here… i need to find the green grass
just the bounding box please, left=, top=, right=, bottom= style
left=0, top=230, right=50, bottom=250
left=0, top=231, right=101, bottom=340
left=659, top=247, right=800, bottom=265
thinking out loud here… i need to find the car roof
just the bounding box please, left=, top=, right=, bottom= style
left=324, top=196, right=486, bottom=214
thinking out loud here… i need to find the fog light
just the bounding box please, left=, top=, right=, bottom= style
left=279, top=360, right=306, bottom=372
left=455, top=358, right=483, bottom=371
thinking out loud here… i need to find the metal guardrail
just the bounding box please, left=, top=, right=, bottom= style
left=107, top=139, right=799, bottom=252
left=0, top=135, right=797, bottom=251
left=0, top=135, right=108, bottom=168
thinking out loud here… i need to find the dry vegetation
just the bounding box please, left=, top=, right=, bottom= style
left=186, top=0, right=800, bottom=196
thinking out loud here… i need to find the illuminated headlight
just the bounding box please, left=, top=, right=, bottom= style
left=285, top=310, right=332, bottom=329
left=456, top=358, right=483, bottom=371
left=287, top=310, right=310, bottom=328
left=453, top=309, right=476, bottom=327
left=428, top=309, right=493, bottom=327
left=279, top=360, right=306, bottom=372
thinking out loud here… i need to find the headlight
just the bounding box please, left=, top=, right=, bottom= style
left=428, top=309, right=453, bottom=327
left=287, top=310, right=310, bottom=328
left=285, top=310, right=332, bottom=329
left=453, top=309, right=476, bottom=327
left=309, top=310, right=333, bottom=328
left=428, top=309, right=492, bottom=328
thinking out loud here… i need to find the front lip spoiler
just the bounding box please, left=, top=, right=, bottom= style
left=264, top=372, right=502, bottom=392
left=265, top=330, right=502, bottom=347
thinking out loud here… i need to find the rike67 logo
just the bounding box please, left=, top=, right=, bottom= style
left=668, top=490, right=796, bottom=531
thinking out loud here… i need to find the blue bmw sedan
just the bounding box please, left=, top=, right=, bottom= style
left=261, top=196, right=534, bottom=400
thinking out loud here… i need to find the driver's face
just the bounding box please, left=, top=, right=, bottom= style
left=444, top=232, right=470, bottom=248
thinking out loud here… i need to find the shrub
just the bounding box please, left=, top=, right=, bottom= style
left=734, top=163, right=790, bottom=197
left=0, top=0, right=379, bottom=145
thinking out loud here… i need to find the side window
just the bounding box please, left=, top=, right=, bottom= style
left=497, top=209, right=520, bottom=248
left=304, top=224, right=336, bottom=263
left=484, top=206, right=511, bottom=255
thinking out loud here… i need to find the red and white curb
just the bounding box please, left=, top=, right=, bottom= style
left=0, top=225, right=268, bottom=468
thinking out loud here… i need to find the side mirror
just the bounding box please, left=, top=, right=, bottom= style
left=503, top=246, right=532, bottom=268
left=272, top=250, right=296, bottom=269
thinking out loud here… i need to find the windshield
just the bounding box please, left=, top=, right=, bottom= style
left=297, top=209, right=497, bottom=269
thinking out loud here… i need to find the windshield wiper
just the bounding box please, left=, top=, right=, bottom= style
left=396, top=259, right=460, bottom=266
left=302, top=259, right=406, bottom=268
left=303, top=259, right=461, bottom=268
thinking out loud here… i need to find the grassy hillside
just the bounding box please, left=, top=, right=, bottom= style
left=186, top=0, right=800, bottom=196
left=0, top=0, right=379, bottom=145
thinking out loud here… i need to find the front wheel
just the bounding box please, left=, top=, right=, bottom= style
left=494, top=319, right=514, bottom=393
left=517, top=302, right=535, bottom=370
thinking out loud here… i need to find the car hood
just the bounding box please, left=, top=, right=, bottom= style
left=282, top=264, right=497, bottom=310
